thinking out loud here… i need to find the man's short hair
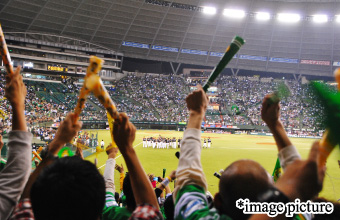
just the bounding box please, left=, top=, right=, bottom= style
left=219, top=160, right=272, bottom=220
left=31, top=156, right=105, bottom=220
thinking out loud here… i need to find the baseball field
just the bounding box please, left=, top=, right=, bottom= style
left=85, top=129, right=340, bottom=202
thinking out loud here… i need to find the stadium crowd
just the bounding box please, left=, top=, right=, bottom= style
left=0, top=66, right=338, bottom=220
left=0, top=70, right=328, bottom=138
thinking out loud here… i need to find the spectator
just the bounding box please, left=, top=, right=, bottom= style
left=0, top=67, right=32, bottom=220
left=9, top=113, right=103, bottom=220
left=115, top=163, right=125, bottom=192
left=113, top=113, right=162, bottom=219
left=249, top=141, right=325, bottom=220
left=173, top=86, right=326, bottom=220
left=102, top=146, right=131, bottom=220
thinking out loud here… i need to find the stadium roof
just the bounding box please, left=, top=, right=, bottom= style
left=1, top=0, right=340, bottom=76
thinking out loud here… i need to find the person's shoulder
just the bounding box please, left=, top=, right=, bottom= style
left=102, top=206, right=131, bottom=220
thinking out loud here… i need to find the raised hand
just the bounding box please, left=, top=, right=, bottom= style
left=261, top=94, right=281, bottom=128
left=106, top=146, right=118, bottom=159
left=49, top=113, right=82, bottom=155
left=185, top=85, right=209, bottom=115
left=115, top=163, right=124, bottom=173
left=5, top=66, right=26, bottom=108
left=169, top=170, right=176, bottom=181
left=113, top=113, right=136, bottom=154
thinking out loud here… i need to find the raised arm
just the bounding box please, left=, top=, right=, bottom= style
left=173, top=86, right=216, bottom=220
left=6, top=67, right=27, bottom=132
left=155, top=170, right=176, bottom=198
left=20, top=113, right=82, bottom=199
left=173, top=85, right=209, bottom=200
left=261, top=94, right=292, bottom=150
left=115, top=163, right=125, bottom=192
left=113, top=113, right=160, bottom=213
left=261, top=94, right=300, bottom=170
left=0, top=67, right=32, bottom=220
left=249, top=141, right=326, bottom=220
left=104, top=146, right=118, bottom=194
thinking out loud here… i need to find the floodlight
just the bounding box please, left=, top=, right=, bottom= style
left=256, top=12, right=270, bottom=20
left=223, top=9, right=245, bottom=18
left=336, top=15, right=340, bottom=22
left=202, top=6, right=216, bottom=15
left=313, top=14, right=328, bottom=23
left=277, top=13, right=301, bottom=23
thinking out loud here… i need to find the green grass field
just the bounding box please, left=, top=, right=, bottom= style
left=85, top=129, right=340, bottom=201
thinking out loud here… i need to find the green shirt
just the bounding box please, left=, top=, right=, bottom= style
left=102, top=192, right=131, bottom=220
left=175, top=185, right=310, bottom=220
left=175, top=185, right=232, bottom=220
left=0, top=161, right=6, bottom=172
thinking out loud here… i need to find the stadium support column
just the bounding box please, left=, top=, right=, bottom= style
left=231, top=68, right=239, bottom=76
left=170, top=62, right=181, bottom=75
left=120, top=56, right=124, bottom=72
left=293, top=73, right=301, bottom=83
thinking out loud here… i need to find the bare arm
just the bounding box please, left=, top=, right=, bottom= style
left=115, top=163, right=125, bottom=192
left=104, top=146, right=118, bottom=194
left=6, top=67, right=27, bottom=132
left=173, top=85, right=209, bottom=199
left=21, top=113, right=82, bottom=199
left=156, top=170, right=176, bottom=192
left=261, top=94, right=292, bottom=151
left=75, top=147, right=84, bottom=160
left=114, top=113, right=158, bottom=208
left=261, top=94, right=301, bottom=170
left=249, top=142, right=325, bottom=220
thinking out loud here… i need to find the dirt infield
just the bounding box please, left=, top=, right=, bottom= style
left=256, top=142, right=276, bottom=145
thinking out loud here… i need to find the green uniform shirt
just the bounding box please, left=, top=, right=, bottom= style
left=0, top=161, right=6, bottom=172
left=174, top=185, right=310, bottom=220
left=175, top=185, right=232, bottom=220
left=102, top=192, right=131, bottom=220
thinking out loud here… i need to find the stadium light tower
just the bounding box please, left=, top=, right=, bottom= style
left=313, top=14, right=328, bottom=23
left=223, top=9, right=246, bottom=19
left=255, top=12, right=270, bottom=21
left=277, top=13, right=301, bottom=23
left=202, top=6, right=216, bottom=15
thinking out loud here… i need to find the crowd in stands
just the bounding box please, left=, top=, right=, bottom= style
left=111, top=74, right=188, bottom=122
left=0, top=71, right=330, bottom=137
left=0, top=68, right=337, bottom=220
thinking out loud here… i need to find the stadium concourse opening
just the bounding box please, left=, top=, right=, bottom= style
left=1, top=0, right=340, bottom=219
